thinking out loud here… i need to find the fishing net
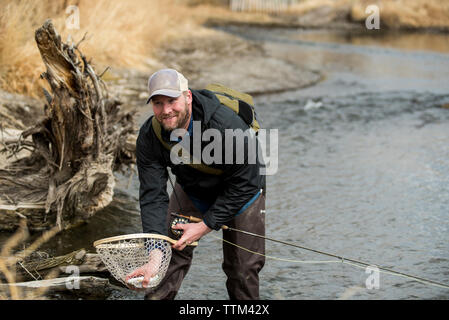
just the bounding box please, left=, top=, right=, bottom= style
left=93, top=234, right=173, bottom=289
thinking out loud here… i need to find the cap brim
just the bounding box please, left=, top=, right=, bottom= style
left=146, top=89, right=182, bottom=104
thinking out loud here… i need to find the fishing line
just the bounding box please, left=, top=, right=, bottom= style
left=171, top=213, right=449, bottom=290
left=210, top=233, right=342, bottom=264
left=211, top=234, right=449, bottom=290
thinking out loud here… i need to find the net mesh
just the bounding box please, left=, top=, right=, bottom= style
left=94, top=236, right=172, bottom=288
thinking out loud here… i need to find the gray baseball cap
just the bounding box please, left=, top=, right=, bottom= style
left=146, top=69, right=189, bottom=104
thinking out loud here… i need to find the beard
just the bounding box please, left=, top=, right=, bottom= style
left=157, top=102, right=191, bottom=132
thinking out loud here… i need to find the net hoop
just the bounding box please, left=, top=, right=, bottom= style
left=93, top=233, right=197, bottom=289
left=93, top=233, right=198, bottom=247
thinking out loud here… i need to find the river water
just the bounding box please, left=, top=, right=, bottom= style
left=5, top=27, right=449, bottom=300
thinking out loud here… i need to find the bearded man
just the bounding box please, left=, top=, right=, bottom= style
left=129, top=68, right=266, bottom=300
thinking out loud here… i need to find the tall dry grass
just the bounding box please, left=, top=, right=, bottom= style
left=0, top=218, right=60, bottom=299
left=0, top=0, right=189, bottom=98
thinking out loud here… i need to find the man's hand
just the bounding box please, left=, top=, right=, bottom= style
left=125, top=249, right=163, bottom=289
left=172, top=221, right=211, bottom=251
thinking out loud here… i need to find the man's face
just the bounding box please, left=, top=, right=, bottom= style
left=152, top=91, right=192, bottom=131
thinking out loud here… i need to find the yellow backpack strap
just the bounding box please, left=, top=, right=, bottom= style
left=206, top=83, right=254, bottom=106
left=214, top=94, right=240, bottom=114
left=205, top=83, right=259, bottom=132
left=186, top=163, right=224, bottom=176
left=152, top=116, right=172, bottom=150
left=151, top=117, right=224, bottom=176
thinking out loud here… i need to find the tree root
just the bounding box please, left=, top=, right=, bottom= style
left=0, top=20, right=136, bottom=231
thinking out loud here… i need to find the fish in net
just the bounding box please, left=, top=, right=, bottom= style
left=93, top=234, right=173, bottom=289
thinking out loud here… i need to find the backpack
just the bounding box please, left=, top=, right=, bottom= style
left=151, top=83, right=260, bottom=175
left=205, top=83, right=260, bottom=133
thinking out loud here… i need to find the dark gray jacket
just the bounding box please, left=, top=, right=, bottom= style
left=136, top=89, right=266, bottom=235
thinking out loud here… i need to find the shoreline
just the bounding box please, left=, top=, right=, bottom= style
left=195, top=1, right=449, bottom=34
left=206, top=17, right=449, bottom=34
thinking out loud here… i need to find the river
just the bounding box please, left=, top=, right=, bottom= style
left=7, top=26, right=449, bottom=300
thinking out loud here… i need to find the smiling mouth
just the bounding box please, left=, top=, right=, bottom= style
left=162, top=114, right=177, bottom=120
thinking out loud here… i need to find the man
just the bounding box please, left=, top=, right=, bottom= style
left=130, top=68, right=266, bottom=300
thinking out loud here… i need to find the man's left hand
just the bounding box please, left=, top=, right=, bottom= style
left=172, top=221, right=211, bottom=250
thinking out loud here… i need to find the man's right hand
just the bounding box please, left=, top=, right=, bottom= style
left=125, top=249, right=163, bottom=289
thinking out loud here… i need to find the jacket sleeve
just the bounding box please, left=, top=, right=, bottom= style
left=136, top=122, right=169, bottom=236
left=201, top=121, right=263, bottom=230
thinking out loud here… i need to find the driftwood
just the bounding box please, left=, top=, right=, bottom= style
left=0, top=276, right=116, bottom=299
left=1, top=248, right=115, bottom=299
left=0, top=19, right=136, bottom=231
left=13, top=249, right=107, bottom=282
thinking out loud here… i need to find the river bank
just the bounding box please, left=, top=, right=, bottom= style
left=195, top=0, right=449, bottom=33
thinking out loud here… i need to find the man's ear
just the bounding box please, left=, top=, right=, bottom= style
left=185, top=90, right=193, bottom=105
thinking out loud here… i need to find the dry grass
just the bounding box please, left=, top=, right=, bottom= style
left=0, top=218, right=60, bottom=299
left=0, top=0, right=189, bottom=98
left=288, top=0, right=350, bottom=14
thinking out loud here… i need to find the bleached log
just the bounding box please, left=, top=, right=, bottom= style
left=0, top=276, right=116, bottom=299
